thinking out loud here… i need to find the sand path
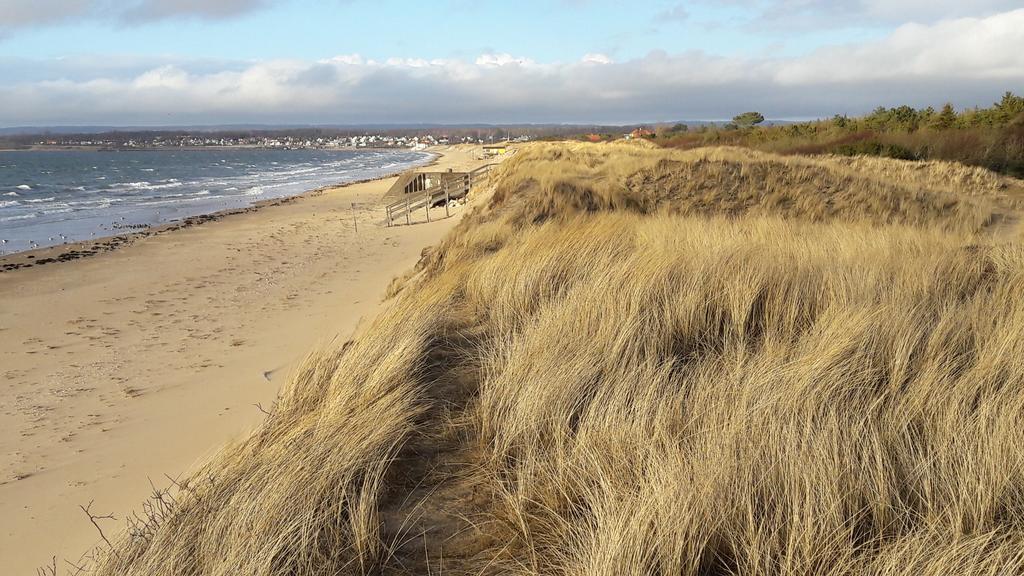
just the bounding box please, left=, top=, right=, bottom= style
left=0, top=146, right=486, bottom=574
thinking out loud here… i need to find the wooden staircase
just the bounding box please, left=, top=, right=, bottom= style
left=385, top=163, right=500, bottom=226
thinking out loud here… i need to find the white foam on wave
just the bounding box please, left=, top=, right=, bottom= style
left=26, top=196, right=56, bottom=203
left=67, top=196, right=125, bottom=207
left=115, top=180, right=184, bottom=192
left=16, top=184, right=31, bottom=190
left=149, top=181, right=183, bottom=190
left=3, top=191, right=19, bottom=197
left=0, top=213, right=37, bottom=222
left=0, top=200, right=20, bottom=208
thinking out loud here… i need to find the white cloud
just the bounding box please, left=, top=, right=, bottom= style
left=774, top=9, right=1024, bottom=83
left=0, top=0, right=268, bottom=29
left=719, top=0, right=1024, bottom=30
left=474, top=53, right=536, bottom=68
left=132, top=65, right=191, bottom=89
left=857, top=0, right=1021, bottom=22
left=1, top=9, right=1022, bottom=125
left=121, top=0, right=269, bottom=22
left=581, top=53, right=614, bottom=65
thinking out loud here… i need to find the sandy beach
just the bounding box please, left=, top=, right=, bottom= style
left=0, top=145, right=492, bottom=574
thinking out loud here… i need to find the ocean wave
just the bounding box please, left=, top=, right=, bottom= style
left=256, top=166, right=322, bottom=179
left=16, top=184, right=32, bottom=190
left=0, top=213, right=38, bottom=222
left=42, top=207, right=73, bottom=215
left=26, top=196, right=56, bottom=203
left=116, top=180, right=184, bottom=192
left=67, top=196, right=126, bottom=207
left=3, top=191, right=19, bottom=197
left=0, top=200, right=20, bottom=208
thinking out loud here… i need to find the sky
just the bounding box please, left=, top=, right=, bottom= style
left=0, top=0, right=1022, bottom=126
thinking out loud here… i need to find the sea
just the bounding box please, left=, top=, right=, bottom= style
left=0, top=148, right=433, bottom=255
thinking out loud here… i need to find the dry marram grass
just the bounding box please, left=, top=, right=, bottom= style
left=89, top=143, right=1024, bottom=575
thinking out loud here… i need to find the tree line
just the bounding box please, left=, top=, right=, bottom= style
left=656, top=92, right=1024, bottom=177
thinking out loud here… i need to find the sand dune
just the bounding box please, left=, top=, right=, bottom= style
left=84, top=142, right=1024, bottom=576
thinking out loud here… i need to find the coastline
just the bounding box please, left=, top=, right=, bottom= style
left=0, top=145, right=432, bottom=152
left=0, top=144, right=488, bottom=573
left=0, top=150, right=441, bottom=271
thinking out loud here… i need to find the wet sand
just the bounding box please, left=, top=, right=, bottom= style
left=0, top=145, right=490, bottom=573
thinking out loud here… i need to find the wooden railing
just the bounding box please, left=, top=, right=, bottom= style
left=385, top=163, right=501, bottom=226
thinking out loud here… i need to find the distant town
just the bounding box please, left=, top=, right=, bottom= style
left=26, top=132, right=535, bottom=151
left=0, top=123, right=671, bottom=151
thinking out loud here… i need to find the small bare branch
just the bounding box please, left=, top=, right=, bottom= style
left=64, top=559, right=88, bottom=576
left=80, top=500, right=118, bottom=556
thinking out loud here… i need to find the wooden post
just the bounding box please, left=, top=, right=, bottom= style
left=351, top=202, right=358, bottom=233
left=386, top=205, right=391, bottom=227
left=445, top=182, right=450, bottom=217
left=425, top=192, right=431, bottom=222
left=405, top=198, right=410, bottom=226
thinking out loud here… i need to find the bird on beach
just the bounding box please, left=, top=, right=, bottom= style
left=1, top=239, right=7, bottom=244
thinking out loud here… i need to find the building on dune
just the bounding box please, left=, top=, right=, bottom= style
left=483, top=142, right=509, bottom=157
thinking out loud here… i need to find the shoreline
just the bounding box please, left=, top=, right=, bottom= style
left=0, top=145, right=433, bottom=152
left=0, top=150, right=442, bottom=272
left=0, top=144, right=490, bottom=573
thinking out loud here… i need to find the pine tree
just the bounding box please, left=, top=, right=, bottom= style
left=732, top=112, right=765, bottom=129
left=932, top=103, right=958, bottom=130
